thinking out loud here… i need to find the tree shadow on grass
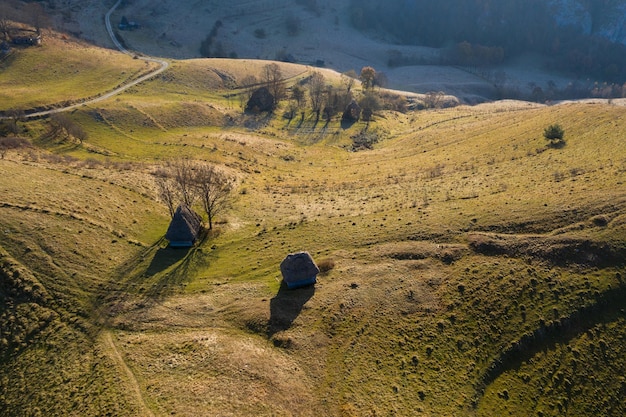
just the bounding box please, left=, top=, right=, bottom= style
left=341, top=118, right=356, bottom=130
left=145, top=246, right=190, bottom=277
left=139, top=245, right=198, bottom=298
left=267, top=281, right=315, bottom=338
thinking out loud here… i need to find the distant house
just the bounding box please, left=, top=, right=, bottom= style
left=342, top=100, right=361, bottom=122
left=245, top=87, right=275, bottom=113
left=165, top=204, right=203, bottom=247
left=11, top=34, right=41, bottom=46
left=118, top=16, right=140, bottom=31
left=280, top=252, right=320, bottom=289
left=0, top=41, right=10, bottom=55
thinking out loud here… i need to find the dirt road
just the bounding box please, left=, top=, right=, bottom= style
left=20, top=0, right=169, bottom=119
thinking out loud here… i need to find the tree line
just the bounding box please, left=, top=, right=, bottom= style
left=242, top=63, right=408, bottom=122
left=350, top=0, right=626, bottom=84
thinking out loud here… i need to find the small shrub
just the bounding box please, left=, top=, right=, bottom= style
left=543, top=124, right=565, bottom=144
left=0, top=136, right=30, bottom=158
left=317, top=258, right=335, bottom=274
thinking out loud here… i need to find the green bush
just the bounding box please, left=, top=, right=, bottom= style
left=543, top=124, right=565, bottom=142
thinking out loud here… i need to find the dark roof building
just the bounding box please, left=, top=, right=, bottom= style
left=165, top=204, right=202, bottom=247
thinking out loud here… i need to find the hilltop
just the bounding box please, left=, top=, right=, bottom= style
left=0, top=7, right=625, bottom=417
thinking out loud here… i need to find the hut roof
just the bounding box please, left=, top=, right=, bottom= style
left=165, top=204, right=202, bottom=245
left=280, top=252, right=320, bottom=289
left=342, top=100, right=361, bottom=122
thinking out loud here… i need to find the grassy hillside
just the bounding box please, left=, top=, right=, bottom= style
left=1, top=38, right=625, bottom=416
left=0, top=33, right=157, bottom=113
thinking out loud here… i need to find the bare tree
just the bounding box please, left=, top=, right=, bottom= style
left=342, top=70, right=357, bottom=91
left=307, top=71, right=325, bottom=119
left=49, top=113, right=87, bottom=143
left=154, top=160, right=234, bottom=228
left=4, top=109, right=24, bottom=135
left=154, top=172, right=179, bottom=218
left=263, top=63, right=286, bottom=104
left=193, top=163, right=233, bottom=230
left=171, top=158, right=196, bottom=207
left=239, top=74, right=258, bottom=109
left=0, top=136, right=29, bottom=159
left=423, top=91, right=445, bottom=109
left=291, top=84, right=306, bottom=109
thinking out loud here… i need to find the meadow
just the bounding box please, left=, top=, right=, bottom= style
left=0, top=35, right=625, bottom=416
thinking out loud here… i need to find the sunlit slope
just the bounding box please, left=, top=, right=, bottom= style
left=0, top=157, right=169, bottom=415
left=0, top=34, right=156, bottom=113
left=0, top=48, right=624, bottom=416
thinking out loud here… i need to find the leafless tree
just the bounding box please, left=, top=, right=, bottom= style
left=423, top=91, right=445, bottom=109
left=49, top=113, right=87, bottom=143
left=307, top=71, right=326, bottom=119
left=0, top=136, right=29, bottom=159
left=239, top=74, right=258, bottom=109
left=341, top=71, right=356, bottom=93
left=4, top=109, right=24, bottom=135
left=291, top=84, right=306, bottom=109
left=171, top=158, right=197, bottom=207
left=192, top=163, right=233, bottom=230
left=154, top=172, right=179, bottom=218
left=154, top=160, right=234, bottom=228
left=263, top=63, right=286, bottom=104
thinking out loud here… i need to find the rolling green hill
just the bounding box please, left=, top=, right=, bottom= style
left=1, top=36, right=625, bottom=416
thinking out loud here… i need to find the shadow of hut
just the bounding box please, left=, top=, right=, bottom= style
left=268, top=282, right=315, bottom=337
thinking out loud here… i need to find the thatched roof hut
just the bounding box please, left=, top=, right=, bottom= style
left=245, top=87, right=275, bottom=113
left=280, top=252, right=320, bottom=289
left=342, top=100, right=361, bottom=122
left=165, top=204, right=202, bottom=247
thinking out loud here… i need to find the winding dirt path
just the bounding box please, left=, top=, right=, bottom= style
left=22, top=0, right=169, bottom=119
left=102, top=331, right=156, bottom=417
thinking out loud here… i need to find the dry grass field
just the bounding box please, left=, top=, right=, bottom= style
left=1, top=34, right=625, bottom=416
left=0, top=33, right=157, bottom=113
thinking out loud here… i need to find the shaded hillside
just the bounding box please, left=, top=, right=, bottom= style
left=351, top=0, right=626, bottom=83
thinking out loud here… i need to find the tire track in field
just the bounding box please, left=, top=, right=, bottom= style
left=102, top=331, right=156, bottom=417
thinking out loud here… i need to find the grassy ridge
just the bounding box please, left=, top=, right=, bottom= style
left=0, top=156, right=169, bottom=416
left=0, top=40, right=625, bottom=416
left=0, top=34, right=155, bottom=112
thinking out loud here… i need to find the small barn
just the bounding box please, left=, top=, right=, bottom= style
left=165, top=204, right=203, bottom=247
left=280, top=252, right=320, bottom=289
left=245, top=87, right=275, bottom=113
left=342, top=100, right=361, bottom=122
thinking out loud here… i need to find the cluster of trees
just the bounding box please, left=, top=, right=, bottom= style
left=350, top=0, right=626, bottom=84
left=154, top=159, right=233, bottom=230
left=243, top=64, right=404, bottom=122
left=38, top=113, right=88, bottom=144
left=199, top=20, right=237, bottom=58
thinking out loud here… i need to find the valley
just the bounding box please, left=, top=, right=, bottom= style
left=0, top=1, right=625, bottom=416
